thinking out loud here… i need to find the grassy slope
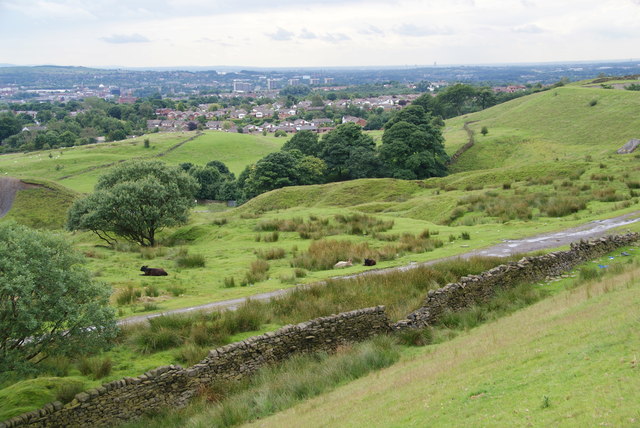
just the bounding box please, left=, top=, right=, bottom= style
left=1, top=179, right=79, bottom=229
left=0, top=131, right=284, bottom=193
left=445, top=84, right=640, bottom=172
left=250, top=260, right=640, bottom=428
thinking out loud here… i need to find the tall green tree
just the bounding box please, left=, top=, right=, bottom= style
left=319, top=123, right=377, bottom=181
left=241, top=150, right=326, bottom=199
left=67, top=161, right=198, bottom=246
left=0, top=222, right=117, bottom=372
left=380, top=105, right=449, bottom=179
left=281, top=130, right=320, bottom=157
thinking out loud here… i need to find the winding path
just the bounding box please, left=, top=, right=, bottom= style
left=119, top=210, right=640, bottom=326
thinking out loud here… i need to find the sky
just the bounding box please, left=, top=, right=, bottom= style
left=1, top=0, right=640, bottom=69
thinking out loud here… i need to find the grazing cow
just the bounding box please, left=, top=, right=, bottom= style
left=140, top=265, right=168, bottom=276
left=334, top=259, right=353, bottom=269
left=363, top=258, right=377, bottom=267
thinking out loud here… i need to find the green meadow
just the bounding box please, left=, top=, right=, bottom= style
left=1, top=79, right=639, bottom=423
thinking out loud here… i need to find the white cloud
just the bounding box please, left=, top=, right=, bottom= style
left=267, top=27, right=295, bottom=41
left=101, top=34, right=151, bottom=44
left=512, top=24, right=545, bottom=33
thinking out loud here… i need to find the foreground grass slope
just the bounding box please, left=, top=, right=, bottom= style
left=252, top=259, right=640, bottom=428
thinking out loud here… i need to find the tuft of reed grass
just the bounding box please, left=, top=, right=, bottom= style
left=255, top=247, right=286, bottom=260
left=175, top=253, right=206, bottom=268
left=77, top=356, right=113, bottom=379
left=115, top=285, right=142, bottom=306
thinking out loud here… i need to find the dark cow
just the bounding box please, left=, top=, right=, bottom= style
left=363, top=258, right=377, bottom=267
left=140, top=265, right=168, bottom=276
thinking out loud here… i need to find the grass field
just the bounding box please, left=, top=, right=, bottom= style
left=1, top=81, right=640, bottom=423
left=0, top=131, right=284, bottom=193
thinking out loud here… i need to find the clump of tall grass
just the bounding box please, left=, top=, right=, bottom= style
left=55, top=381, right=86, bottom=404
left=290, top=240, right=371, bottom=271
left=592, top=187, right=625, bottom=202
left=396, top=327, right=433, bottom=346
left=242, top=259, right=270, bottom=285
left=542, top=196, right=586, bottom=217
left=115, top=285, right=142, bottom=306
left=139, top=246, right=166, bottom=260
left=176, top=253, right=206, bottom=268
left=223, top=277, right=236, bottom=288
left=255, top=247, right=286, bottom=260
left=77, top=356, right=113, bottom=379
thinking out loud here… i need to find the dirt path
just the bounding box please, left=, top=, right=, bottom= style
left=119, top=210, right=640, bottom=326
left=0, top=177, right=37, bottom=218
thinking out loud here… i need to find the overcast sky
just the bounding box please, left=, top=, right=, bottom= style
left=1, top=0, right=639, bottom=68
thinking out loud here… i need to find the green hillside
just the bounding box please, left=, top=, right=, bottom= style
left=0, top=131, right=284, bottom=193
left=1, top=179, right=79, bottom=229
left=444, top=83, right=640, bottom=172
left=248, top=260, right=640, bottom=428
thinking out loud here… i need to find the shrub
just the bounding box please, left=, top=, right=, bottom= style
left=480, top=126, right=488, bottom=135
left=588, top=99, right=598, bottom=106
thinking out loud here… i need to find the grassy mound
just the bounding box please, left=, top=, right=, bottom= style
left=0, top=179, right=79, bottom=229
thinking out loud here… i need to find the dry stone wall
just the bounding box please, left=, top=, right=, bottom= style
left=2, top=233, right=637, bottom=428
left=396, top=233, right=639, bottom=329
left=1, top=307, right=391, bottom=428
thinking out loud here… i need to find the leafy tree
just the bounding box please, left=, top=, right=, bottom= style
left=310, top=94, right=325, bottom=107
left=189, top=166, right=223, bottom=200
left=67, top=161, right=198, bottom=246
left=0, top=112, right=22, bottom=141
left=206, top=160, right=233, bottom=177
left=0, top=222, right=117, bottom=372
left=241, top=150, right=325, bottom=199
left=319, top=122, right=377, bottom=181
left=281, top=130, right=320, bottom=157
left=380, top=105, right=449, bottom=179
